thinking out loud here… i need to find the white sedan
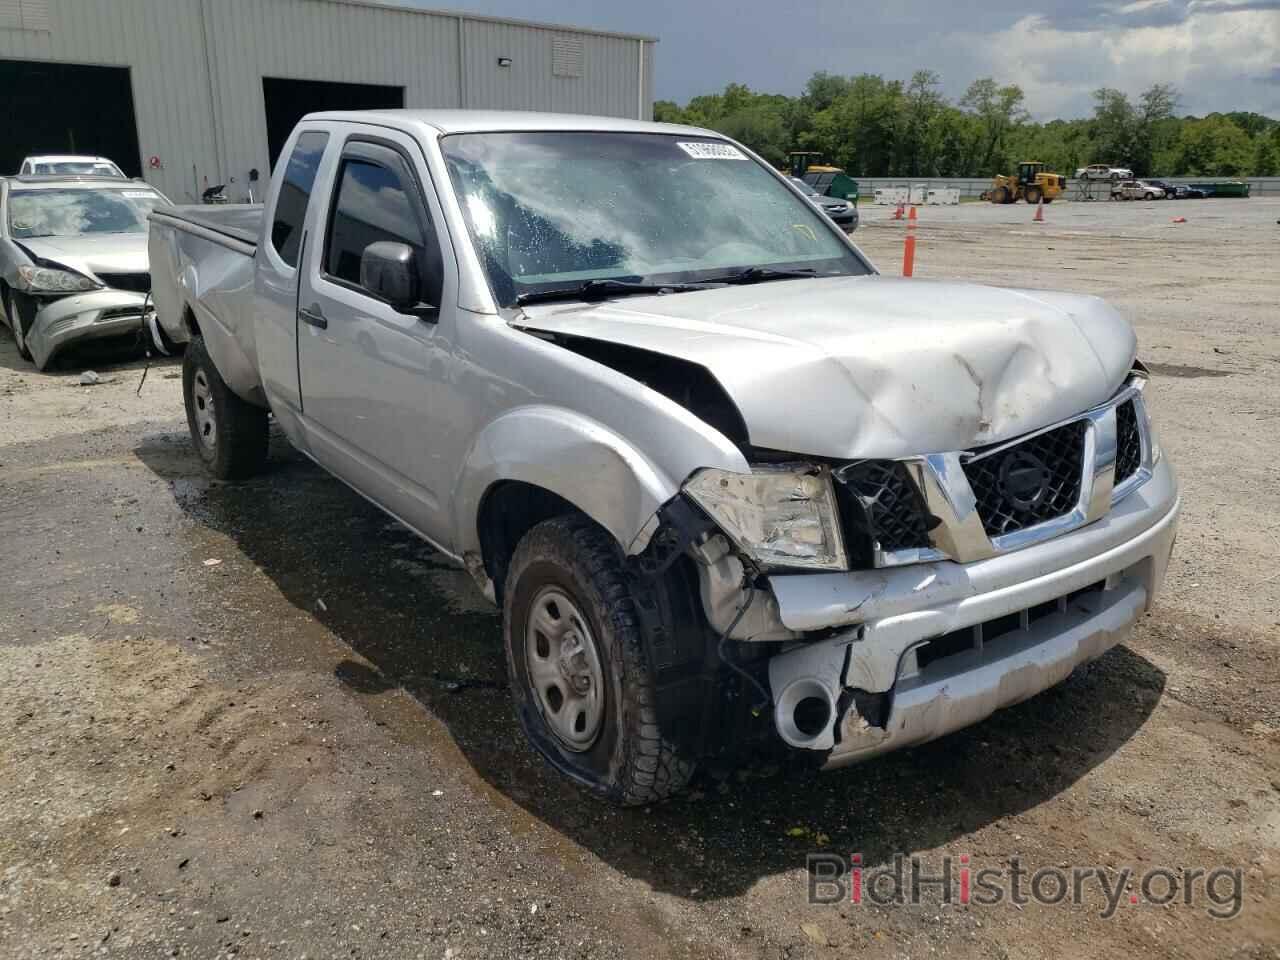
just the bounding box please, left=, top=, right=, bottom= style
left=1111, top=180, right=1166, bottom=200
left=0, top=176, right=168, bottom=368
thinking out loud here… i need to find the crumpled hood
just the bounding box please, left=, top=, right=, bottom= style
left=17, top=233, right=149, bottom=280
left=518, top=275, right=1137, bottom=459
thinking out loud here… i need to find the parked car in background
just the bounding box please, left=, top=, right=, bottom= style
left=1145, top=180, right=1178, bottom=198
left=0, top=175, right=168, bottom=369
left=1172, top=184, right=1208, bottom=199
left=1112, top=180, right=1166, bottom=201
left=1076, top=164, right=1132, bottom=181
left=148, top=110, right=1178, bottom=805
left=18, top=155, right=127, bottom=178
left=789, top=176, right=858, bottom=231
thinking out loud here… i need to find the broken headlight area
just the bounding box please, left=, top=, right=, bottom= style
left=684, top=464, right=848, bottom=571
left=832, top=460, right=938, bottom=566
left=17, top=263, right=102, bottom=294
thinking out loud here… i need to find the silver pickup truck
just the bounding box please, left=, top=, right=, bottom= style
left=148, top=110, right=1180, bottom=804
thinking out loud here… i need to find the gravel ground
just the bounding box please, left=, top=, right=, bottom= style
left=1, top=197, right=1278, bottom=959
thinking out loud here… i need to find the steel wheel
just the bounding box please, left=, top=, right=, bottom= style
left=191, top=369, right=218, bottom=454
left=524, top=585, right=605, bottom=752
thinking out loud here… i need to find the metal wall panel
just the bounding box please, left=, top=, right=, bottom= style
left=0, top=0, right=220, bottom=201
left=204, top=0, right=461, bottom=197
left=462, top=19, right=647, bottom=121
left=0, top=0, right=654, bottom=201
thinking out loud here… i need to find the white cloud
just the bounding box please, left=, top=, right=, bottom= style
left=969, top=8, right=1280, bottom=117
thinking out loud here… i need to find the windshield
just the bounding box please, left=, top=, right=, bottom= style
left=33, top=161, right=124, bottom=177
left=441, top=132, right=868, bottom=305
left=789, top=177, right=819, bottom=196
left=7, top=188, right=164, bottom=238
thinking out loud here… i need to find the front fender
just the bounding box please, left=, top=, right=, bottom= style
left=452, top=405, right=680, bottom=561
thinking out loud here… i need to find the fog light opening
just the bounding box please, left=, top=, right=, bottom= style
left=793, top=695, right=832, bottom=738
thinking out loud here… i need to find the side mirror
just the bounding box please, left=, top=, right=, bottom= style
left=360, top=241, right=424, bottom=313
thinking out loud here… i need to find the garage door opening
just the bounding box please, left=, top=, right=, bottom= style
left=263, top=77, right=404, bottom=170
left=0, top=60, right=141, bottom=177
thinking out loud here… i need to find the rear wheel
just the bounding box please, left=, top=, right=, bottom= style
left=503, top=515, right=695, bottom=805
left=1025, top=186, right=1043, bottom=205
left=182, top=336, right=268, bottom=480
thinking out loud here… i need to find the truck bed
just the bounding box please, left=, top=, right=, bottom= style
left=150, top=203, right=262, bottom=253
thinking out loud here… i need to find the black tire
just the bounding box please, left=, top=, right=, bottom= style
left=503, top=515, right=695, bottom=805
left=990, top=186, right=1009, bottom=205
left=1025, top=186, right=1043, bottom=205
left=182, top=336, right=268, bottom=481
left=7, top=290, right=34, bottom=362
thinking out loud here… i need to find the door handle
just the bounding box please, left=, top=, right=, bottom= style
left=299, top=304, right=327, bottom=329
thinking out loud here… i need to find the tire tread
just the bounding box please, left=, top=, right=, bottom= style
left=507, top=515, right=694, bottom=805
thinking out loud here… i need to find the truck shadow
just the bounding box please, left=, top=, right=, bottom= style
left=135, top=430, right=1166, bottom=902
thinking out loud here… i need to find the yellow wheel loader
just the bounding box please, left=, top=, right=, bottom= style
left=987, top=162, right=1066, bottom=204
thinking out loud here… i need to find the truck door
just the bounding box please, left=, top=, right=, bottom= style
left=295, top=130, right=458, bottom=545
left=255, top=127, right=332, bottom=416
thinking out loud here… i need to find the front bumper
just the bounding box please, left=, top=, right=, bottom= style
left=764, top=456, right=1179, bottom=766
left=27, top=290, right=150, bottom=370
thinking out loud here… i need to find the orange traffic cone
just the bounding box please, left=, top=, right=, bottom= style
left=1033, top=197, right=1045, bottom=222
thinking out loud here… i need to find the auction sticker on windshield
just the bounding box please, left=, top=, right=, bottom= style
left=677, top=141, right=746, bottom=160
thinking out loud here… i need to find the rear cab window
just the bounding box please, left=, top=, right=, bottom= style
left=271, top=130, right=329, bottom=268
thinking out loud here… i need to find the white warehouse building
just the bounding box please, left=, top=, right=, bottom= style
left=0, top=0, right=656, bottom=202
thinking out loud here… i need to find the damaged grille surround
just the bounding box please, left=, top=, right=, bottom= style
left=847, top=377, right=1154, bottom=568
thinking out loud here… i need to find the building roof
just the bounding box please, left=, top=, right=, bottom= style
left=307, top=0, right=658, bottom=43
left=305, top=109, right=708, bottom=136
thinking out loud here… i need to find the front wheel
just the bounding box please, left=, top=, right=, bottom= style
left=503, top=516, right=695, bottom=805
left=1025, top=186, right=1043, bottom=205
left=182, top=336, right=268, bottom=480
left=6, top=290, right=34, bottom=362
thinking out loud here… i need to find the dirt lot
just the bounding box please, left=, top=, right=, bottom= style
left=2, top=197, right=1278, bottom=959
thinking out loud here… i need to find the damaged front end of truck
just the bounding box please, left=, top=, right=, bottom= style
left=516, top=279, right=1180, bottom=774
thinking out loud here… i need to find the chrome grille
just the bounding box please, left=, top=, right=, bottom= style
left=836, top=461, right=932, bottom=554
left=962, top=419, right=1088, bottom=538
left=1114, top=399, right=1141, bottom=483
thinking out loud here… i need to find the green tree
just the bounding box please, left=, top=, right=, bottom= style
left=1090, top=87, right=1137, bottom=168
left=653, top=100, right=683, bottom=123
left=1170, top=115, right=1254, bottom=175
left=960, top=78, right=1028, bottom=174
left=1133, top=83, right=1179, bottom=174
left=656, top=70, right=1276, bottom=179
left=1254, top=129, right=1280, bottom=176
left=897, top=70, right=945, bottom=176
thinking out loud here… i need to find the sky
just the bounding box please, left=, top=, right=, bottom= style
left=405, top=0, right=1280, bottom=119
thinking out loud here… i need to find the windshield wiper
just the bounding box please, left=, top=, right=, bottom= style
left=704, top=266, right=821, bottom=285
left=515, top=277, right=706, bottom=306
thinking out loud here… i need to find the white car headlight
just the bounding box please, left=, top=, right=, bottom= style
left=17, top=264, right=101, bottom=293
left=684, top=465, right=847, bottom=570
